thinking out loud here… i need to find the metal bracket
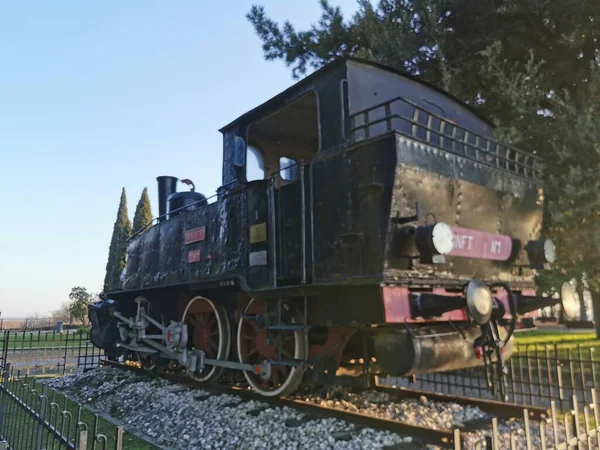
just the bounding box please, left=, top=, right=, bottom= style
left=392, top=202, right=420, bottom=225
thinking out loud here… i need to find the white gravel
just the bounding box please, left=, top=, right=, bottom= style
left=294, top=386, right=489, bottom=430
left=43, top=368, right=415, bottom=449
left=43, top=368, right=573, bottom=450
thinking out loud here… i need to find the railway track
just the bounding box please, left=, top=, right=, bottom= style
left=99, top=359, right=548, bottom=448
left=372, top=384, right=548, bottom=422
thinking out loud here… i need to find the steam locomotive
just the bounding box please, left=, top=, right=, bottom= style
left=89, top=57, right=578, bottom=397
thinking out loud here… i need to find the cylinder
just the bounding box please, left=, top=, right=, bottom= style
left=373, top=324, right=514, bottom=377
left=157, top=176, right=178, bottom=222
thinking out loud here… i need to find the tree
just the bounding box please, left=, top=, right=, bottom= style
left=68, top=286, right=93, bottom=324
left=132, top=187, right=153, bottom=233
left=104, top=188, right=132, bottom=291
left=50, top=303, right=73, bottom=324
left=247, top=1, right=600, bottom=121
left=24, top=313, right=43, bottom=330
left=247, top=0, right=600, bottom=328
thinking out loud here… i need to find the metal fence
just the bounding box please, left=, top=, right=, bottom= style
left=0, top=330, right=102, bottom=376
left=0, top=363, right=128, bottom=450
left=384, top=342, right=600, bottom=412
left=454, top=392, right=600, bottom=449
left=0, top=329, right=599, bottom=448
left=0, top=318, right=87, bottom=332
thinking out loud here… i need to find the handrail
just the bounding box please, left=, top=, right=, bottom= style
left=351, top=95, right=542, bottom=161
left=128, top=179, right=238, bottom=242
left=348, top=96, right=542, bottom=181
left=128, top=161, right=309, bottom=243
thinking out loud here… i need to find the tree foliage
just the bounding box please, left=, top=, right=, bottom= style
left=50, top=303, right=73, bottom=325
left=104, top=188, right=132, bottom=291
left=68, top=286, right=93, bottom=323
left=132, top=187, right=153, bottom=233
left=247, top=0, right=600, bottom=296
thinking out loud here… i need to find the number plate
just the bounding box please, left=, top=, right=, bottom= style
left=185, top=227, right=205, bottom=244
left=448, top=226, right=512, bottom=261
left=188, top=249, right=201, bottom=263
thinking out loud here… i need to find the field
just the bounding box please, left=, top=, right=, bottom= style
left=1, top=329, right=100, bottom=376
left=3, top=329, right=93, bottom=349
left=514, top=328, right=600, bottom=363
left=515, top=329, right=597, bottom=345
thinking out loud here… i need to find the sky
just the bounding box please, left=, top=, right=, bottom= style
left=0, top=0, right=359, bottom=318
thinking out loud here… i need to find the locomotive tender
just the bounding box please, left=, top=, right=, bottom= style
left=89, top=57, right=578, bottom=397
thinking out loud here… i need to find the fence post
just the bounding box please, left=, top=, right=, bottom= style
left=35, top=384, right=48, bottom=449
left=0, top=363, right=10, bottom=438
left=115, top=427, right=124, bottom=450
left=63, top=330, right=69, bottom=375
left=0, top=331, right=8, bottom=370
left=453, top=429, right=461, bottom=450
left=491, top=417, right=499, bottom=450
left=78, top=429, right=88, bottom=450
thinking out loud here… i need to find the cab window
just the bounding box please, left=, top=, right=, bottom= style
left=279, top=156, right=299, bottom=182
left=246, top=145, right=265, bottom=182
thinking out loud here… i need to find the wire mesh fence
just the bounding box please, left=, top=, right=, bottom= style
left=0, top=330, right=102, bottom=377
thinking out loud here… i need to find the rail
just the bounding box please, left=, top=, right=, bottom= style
left=373, top=384, right=548, bottom=421
left=100, top=359, right=600, bottom=449
left=101, top=359, right=456, bottom=447
left=349, top=96, right=542, bottom=181
left=384, top=342, right=600, bottom=413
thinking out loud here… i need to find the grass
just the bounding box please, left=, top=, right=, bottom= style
left=513, top=329, right=600, bottom=362
left=3, top=330, right=94, bottom=349
left=515, top=330, right=597, bottom=346
left=0, top=376, right=157, bottom=450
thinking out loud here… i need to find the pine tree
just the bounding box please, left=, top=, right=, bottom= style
left=104, top=188, right=132, bottom=291
left=132, top=187, right=153, bottom=233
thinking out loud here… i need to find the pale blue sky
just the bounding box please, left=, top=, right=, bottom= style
left=0, top=1, right=358, bottom=317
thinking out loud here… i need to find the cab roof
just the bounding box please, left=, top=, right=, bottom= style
left=219, top=56, right=494, bottom=132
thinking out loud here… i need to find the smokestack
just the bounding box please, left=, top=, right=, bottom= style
left=157, top=176, right=178, bottom=222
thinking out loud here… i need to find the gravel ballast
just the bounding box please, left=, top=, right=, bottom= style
left=43, top=367, right=569, bottom=449
left=44, top=368, right=413, bottom=449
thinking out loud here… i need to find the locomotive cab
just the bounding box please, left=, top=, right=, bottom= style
left=90, top=57, right=577, bottom=398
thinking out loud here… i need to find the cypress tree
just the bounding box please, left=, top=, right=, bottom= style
left=132, top=187, right=153, bottom=233
left=104, top=188, right=132, bottom=291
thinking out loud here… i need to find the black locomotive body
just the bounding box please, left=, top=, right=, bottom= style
left=90, top=58, right=577, bottom=396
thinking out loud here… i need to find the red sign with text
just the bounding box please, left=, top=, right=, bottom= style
left=185, top=226, right=205, bottom=245
left=448, top=226, right=512, bottom=261
left=188, top=249, right=201, bottom=263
